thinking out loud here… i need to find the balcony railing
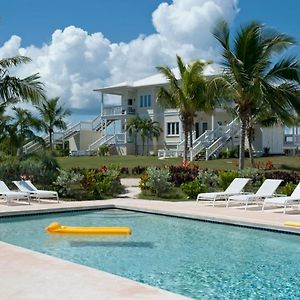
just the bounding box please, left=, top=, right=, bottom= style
left=102, top=106, right=136, bottom=117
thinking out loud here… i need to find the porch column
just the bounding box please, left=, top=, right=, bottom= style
left=101, top=92, right=104, bottom=117
left=211, top=113, right=215, bottom=131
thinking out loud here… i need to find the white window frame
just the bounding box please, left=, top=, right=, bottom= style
left=166, top=122, right=179, bottom=136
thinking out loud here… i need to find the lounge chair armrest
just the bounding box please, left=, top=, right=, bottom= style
left=272, top=193, right=287, bottom=197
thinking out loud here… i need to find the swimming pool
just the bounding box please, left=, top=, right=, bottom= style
left=0, top=209, right=299, bottom=299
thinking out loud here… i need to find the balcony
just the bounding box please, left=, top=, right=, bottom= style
left=102, top=106, right=135, bottom=117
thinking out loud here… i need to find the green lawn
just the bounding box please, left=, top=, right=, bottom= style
left=56, top=155, right=300, bottom=173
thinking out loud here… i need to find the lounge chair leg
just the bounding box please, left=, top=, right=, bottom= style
left=262, top=203, right=265, bottom=211
left=245, top=202, right=248, bottom=210
left=284, top=205, right=286, bottom=214
left=226, top=200, right=230, bottom=208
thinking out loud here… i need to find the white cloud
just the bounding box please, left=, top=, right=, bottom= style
left=0, top=0, right=239, bottom=121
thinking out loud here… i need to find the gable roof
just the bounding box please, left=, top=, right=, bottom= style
left=94, top=63, right=221, bottom=94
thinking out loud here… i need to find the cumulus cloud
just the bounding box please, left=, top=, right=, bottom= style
left=0, top=0, right=239, bottom=121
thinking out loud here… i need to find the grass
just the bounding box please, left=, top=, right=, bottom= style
left=56, top=155, right=300, bottom=174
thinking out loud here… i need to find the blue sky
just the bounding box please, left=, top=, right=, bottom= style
left=1, top=0, right=299, bottom=47
left=0, top=0, right=299, bottom=121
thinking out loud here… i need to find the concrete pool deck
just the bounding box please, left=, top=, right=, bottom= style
left=0, top=180, right=300, bottom=299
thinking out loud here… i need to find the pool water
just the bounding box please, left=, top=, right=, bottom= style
left=0, top=209, right=299, bottom=299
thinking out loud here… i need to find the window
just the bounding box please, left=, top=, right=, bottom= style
left=167, top=122, right=179, bottom=135
left=128, top=98, right=133, bottom=106
left=139, top=94, right=152, bottom=108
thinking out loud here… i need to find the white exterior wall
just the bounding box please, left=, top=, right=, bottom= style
left=68, top=130, right=101, bottom=152
left=261, top=126, right=284, bottom=154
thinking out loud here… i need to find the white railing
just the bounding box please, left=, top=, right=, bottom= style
left=102, top=106, right=124, bottom=116
left=158, top=149, right=184, bottom=159
left=205, top=118, right=240, bottom=160
left=88, top=133, right=126, bottom=151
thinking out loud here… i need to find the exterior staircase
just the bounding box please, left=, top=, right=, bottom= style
left=23, top=114, right=112, bottom=154
left=158, top=118, right=240, bottom=160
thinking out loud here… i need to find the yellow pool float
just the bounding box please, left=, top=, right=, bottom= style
left=45, top=222, right=132, bottom=235
left=284, top=222, right=300, bottom=228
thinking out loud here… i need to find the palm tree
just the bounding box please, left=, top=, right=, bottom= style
left=126, top=116, right=142, bottom=155
left=35, top=97, right=71, bottom=150
left=157, top=55, right=218, bottom=161
left=213, top=20, right=300, bottom=169
left=0, top=56, right=45, bottom=104
left=139, top=118, right=162, bottom=155
left=11, top=107, right=41, bottom=155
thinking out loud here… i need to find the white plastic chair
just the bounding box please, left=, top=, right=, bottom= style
left=263, top=182, right=300, bottom=214
left=13, top=180, right=59, bottom=203
left=227, top=179, right=282, bottom=210
left=196, top=178, right=250, bottom=206
left=0, top=181, right=30, bottom=205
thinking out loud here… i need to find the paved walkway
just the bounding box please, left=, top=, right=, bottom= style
left=0, top=179, right=300, bottom=299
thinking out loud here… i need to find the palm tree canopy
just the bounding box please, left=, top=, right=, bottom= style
left=213, top=20, right=300, bottom=119
left=156, top=55, right=216, bottom=116
left=35, top=97, right=71, bottom=133
left=0, top=56, right=45, bottom=104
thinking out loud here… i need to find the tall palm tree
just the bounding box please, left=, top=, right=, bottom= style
left=157, top=55, right=218, bottom=161
left=213, top=20, right=300, bottom=169
left=140, top=118, right=162, bottom=155
left=0, top=56, right=45, bottom=104
left=126, top=116, right=142, bottom=155
left=35, top=97, right=71, bottom=150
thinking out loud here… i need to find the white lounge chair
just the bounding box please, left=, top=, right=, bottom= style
left=196, top=178, right=250, bottom=206
left=0, top=181, right=30, bottom=205
left=262, top=182, right=300, bottom=214
left=13, top=180, right=59, bottom=203
left=227, top=179, right=282, bottom=210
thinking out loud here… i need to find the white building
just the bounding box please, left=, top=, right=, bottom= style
left=23, top=66, right=300, bottom=158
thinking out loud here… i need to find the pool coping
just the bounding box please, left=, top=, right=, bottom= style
left=0, top=199, right=300, bottom=300
left=1, top=202, right=300, bottom=235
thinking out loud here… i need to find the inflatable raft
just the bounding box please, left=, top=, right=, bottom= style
left=284, top=222, right=300, bottom=228
left=45, top=222, right=132, bottom=235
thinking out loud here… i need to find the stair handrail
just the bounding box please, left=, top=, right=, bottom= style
left=88, top=134, right=115, bottom=151
left=205, top=118, right=240, bottom=160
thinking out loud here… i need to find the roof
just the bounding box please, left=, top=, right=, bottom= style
left=94, top=63, right=221, bottom=94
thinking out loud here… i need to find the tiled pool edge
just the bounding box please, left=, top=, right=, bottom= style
left=0, top=241, right=189, bottom=300
left=114, top=205, right=300, bottom=236
left=1, top=202, right=300, bottom=236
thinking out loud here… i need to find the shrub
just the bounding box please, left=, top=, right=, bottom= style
left=198, top=170, right=219, bottom=190
left=264, top=170, right=300, bottom=185
left=132, top=166, right=146, bottom=175
left=277, top=182, right=296, bottom=196
left=146, top=167, right=172, bottom=196
left=120, top=167, right=129, bottom=175
left=54, top=169, right=84, bottom=198
left=169, top=165, right=199, bottom=186
left=181, top=179, right=208, bottom=199
left=98, top=144, right=109, bottom=156
left=139, top=173, right=150, bottom=191
left=81, top=167, right=124, bottom=199
left=218, top=170, right=239, bottom=190
left=0, top=154, right=59, bottom=189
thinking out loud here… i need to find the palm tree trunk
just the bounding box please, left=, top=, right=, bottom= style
left=49, top=130, right=53, bottom=150
left=247, top=126, right=255, bottom=168
left=239, top=116, right=247, bottom=170
left=183, top=121, right=189, bottom=161
left=134, top=133, right=138, bottom=155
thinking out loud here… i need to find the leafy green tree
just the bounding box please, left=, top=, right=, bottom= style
left=126, top=116, right=142, bottom=155
left=0, top=107, right=41, bottom=156
left=141, top=119, right=162, bottom=155
left=157, top=55, right=218, bottom=161
left=0, top=56, right=45, bottom=104
left=35, top=97, right=71, bottom=150
left=213, top=20, right=300, bottom=169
